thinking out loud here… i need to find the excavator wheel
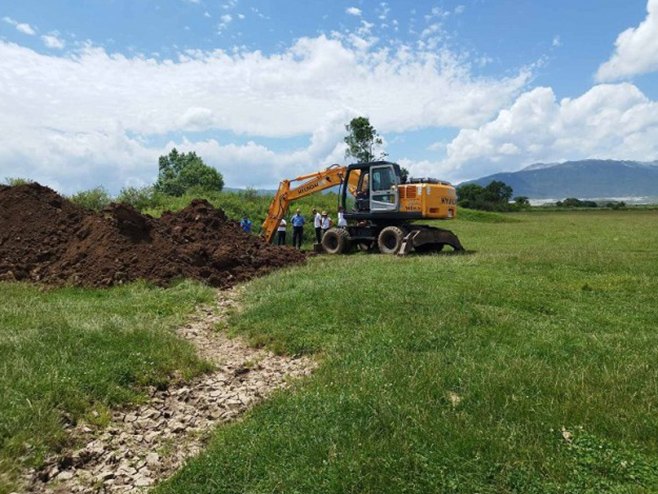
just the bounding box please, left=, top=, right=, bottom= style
left=377, top=226, right=405, bottom=255
left=322, top=228, right=351, bottom=254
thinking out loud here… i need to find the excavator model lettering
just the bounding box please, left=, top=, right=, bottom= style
left=262, top=161, right=464, bottom=255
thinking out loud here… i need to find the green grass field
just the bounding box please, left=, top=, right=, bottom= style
left=157, top=210, right=658, bottom=494
left=2, top=210, right=657, bottom=493
left=0, top=281, right=214, bottom=492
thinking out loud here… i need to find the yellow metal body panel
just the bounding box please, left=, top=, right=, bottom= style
left=398, top=183, right=457, bottom=219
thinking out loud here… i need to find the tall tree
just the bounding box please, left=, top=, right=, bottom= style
left=154, top=148, right=224, bottom=196
left=344, top=116, right=387, bottom=163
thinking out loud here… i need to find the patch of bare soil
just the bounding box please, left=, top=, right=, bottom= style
left=23, top=287, right=316, bottom=493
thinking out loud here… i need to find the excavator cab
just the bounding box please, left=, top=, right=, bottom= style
left=343, top=161, right=402, bottom=216
left=369, top=163, right=399, bottom=212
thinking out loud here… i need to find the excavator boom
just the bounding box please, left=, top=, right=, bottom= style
left=262, top=164, right=360, bottom=243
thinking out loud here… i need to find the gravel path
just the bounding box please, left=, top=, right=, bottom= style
left=23, top=287, right=315, bottom=493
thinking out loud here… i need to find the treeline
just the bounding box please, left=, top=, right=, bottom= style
left=555, top=198, right=626, bottom=209
left=455, top=180, right=629, bottom=211
left=455, top=180, right=529, bottom=212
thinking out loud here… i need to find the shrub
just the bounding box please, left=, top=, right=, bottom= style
left=68, top=186, right=112, bottom=211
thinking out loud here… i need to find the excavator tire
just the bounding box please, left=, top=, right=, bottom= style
left=377, top=226, right=405, bottom=255
left=322, top=227, right=351, bottom=254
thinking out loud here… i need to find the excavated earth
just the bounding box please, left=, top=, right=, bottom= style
left=0, top=183, right=305, bottom=287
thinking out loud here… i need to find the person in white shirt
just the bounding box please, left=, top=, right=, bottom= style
left=320, top=210, right=332, bottom=238
left=277, top=218, right=287, bottom=245
left=313, top=208, right=322, bottom=244
left=337, top=206, right=347, bottom=227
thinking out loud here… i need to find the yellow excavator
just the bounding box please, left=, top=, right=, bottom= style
left=262, top=161, right=464, bottom=255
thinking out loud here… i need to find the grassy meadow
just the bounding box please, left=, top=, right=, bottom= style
left=1, top=209, right=657, bottom=493
left=157, top=209, right=658, bottom=494
left=0, top=281, right=214, bottom=492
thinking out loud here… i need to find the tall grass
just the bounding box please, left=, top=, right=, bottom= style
left=159, top=210, right=658, bottom=494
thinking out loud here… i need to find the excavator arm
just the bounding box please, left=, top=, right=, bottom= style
left=262, top=164, right=360, bottom=243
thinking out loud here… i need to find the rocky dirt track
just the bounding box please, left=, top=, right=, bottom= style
left=24, top=287, right=316, bottom=493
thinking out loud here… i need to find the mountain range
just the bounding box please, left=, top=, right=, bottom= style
left=461, top=160, right=658, bottom=200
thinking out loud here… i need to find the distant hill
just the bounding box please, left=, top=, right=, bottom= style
left=462, top=160, right=658, bottom=200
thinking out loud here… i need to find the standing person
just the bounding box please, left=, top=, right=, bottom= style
left=337, top=206, right=347, bottom=227
left=276, top=217, right=287, bottom=246
left=313, top=208, right=322, bottom=244
left=291, top=208, right=305, bottom=249
left=240, top=215, right=252, bottom=233
left=320, top=210, right=332, bottom=238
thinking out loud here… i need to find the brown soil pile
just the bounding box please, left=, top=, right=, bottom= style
left=0, top=183, right=305, bottom=288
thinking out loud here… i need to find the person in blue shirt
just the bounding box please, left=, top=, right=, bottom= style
left=240, top=215, right=253, bottom=233
left=290, top=208, right=305, bottom=249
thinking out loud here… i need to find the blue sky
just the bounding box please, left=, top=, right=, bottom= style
left=1, top=0, right=657, bottom=193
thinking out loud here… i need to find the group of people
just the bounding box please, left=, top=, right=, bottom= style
left=286, top=207, right=346, bottom=249
left=240, top=207, right=347, bottom=249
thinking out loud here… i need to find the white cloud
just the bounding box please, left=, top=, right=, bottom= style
left=442, top=83, right=658, bottom=181
left=42, top=34, right=65, bottom=49
left=218, top=14, right=233, bottom=31
left=3, top=16, right=36, bottom=36
left=346, top=7, right=362, bottom=16
left=552, top=35, right=561, bottom=48
left=597, top=0, right=658, bottom=81
left=0, top=35, right=529, bottom=192
left=378, top=2, right=390, bottom=21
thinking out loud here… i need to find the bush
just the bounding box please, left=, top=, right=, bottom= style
left=116, top=186, right=158, bottom=211
left=68, top=186, right=112, bottom=211
left=3, top=177, right=34, bottom=186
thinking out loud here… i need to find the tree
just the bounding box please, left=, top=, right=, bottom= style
left=399, top=167, right=409, bottom=183
left=344, top=117, right=387, bottom=163
left=514, top=196, right=530, bottom=207
left=154, top=148, right=224, bottom=196
left=483, top=180, right=513, bottom=203
left=456, top=180, right=515, bottom=211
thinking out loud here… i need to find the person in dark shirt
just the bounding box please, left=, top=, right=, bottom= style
left=291, top=209, right=305, bottom=249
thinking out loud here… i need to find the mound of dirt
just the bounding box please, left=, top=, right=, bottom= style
left=0, top=183, right=305, bottom=288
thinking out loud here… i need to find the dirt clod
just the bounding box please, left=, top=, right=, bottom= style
left=0, top=183, right=305, bottom=288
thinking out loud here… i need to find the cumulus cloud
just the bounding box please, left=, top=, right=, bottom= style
left=441, top=83, right=658, bottom=181
left=0, top=35, right=529, bottom=192
left=42, top=34, right=65, bottom=49
left=3, top=16, right=36, bottom=35
left=346, top=7, right=362, bottom=16
left=596, top=0, right=658, bottom=81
